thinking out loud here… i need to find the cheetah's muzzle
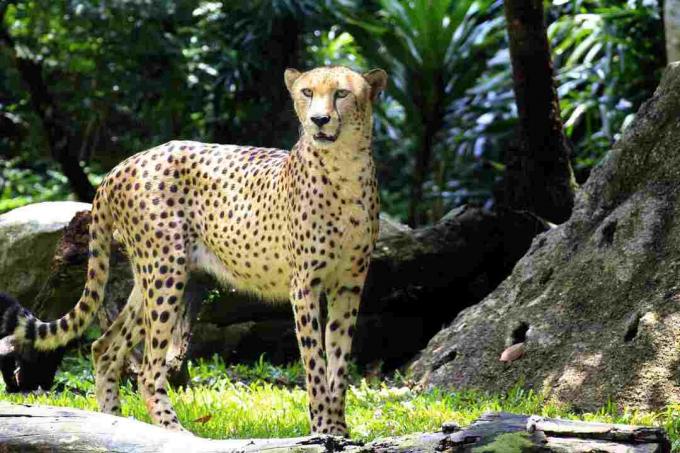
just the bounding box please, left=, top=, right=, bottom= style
left=313, top=131, right=338, bottom=142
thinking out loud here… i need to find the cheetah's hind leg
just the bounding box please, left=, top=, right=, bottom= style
left=137, top=255, right=188, bottom=432
left=92, top=282, right=144, bottom=415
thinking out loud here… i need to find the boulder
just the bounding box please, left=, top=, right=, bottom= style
left=409, top=63, right=680, bottom=411
left=0, top=201, right=91, bottom=306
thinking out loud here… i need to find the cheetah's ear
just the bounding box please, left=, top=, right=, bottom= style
left=284, top=68, right=302, bottom=94
left=363, top=69, right=388, bottom=102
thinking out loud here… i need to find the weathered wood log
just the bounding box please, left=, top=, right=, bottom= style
left=0, top=404, right=669, bottom=452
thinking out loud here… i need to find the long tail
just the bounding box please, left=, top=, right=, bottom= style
left=11, top=191, right=113, bottom=350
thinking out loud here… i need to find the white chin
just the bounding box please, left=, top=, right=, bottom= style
left=313, top=138, right=334, bottom=148
left=312, top=137, right=338, bottom=148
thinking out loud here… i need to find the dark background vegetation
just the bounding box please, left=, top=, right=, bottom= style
left=0, top=0, right=666, bottom=225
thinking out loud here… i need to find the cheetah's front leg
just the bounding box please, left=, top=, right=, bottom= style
left=290, top=276, right=338, bottom=435
left=323, top=282, right=363, bottom=436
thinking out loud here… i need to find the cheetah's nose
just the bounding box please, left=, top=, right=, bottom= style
left=311, top=116, right=331, bottom=127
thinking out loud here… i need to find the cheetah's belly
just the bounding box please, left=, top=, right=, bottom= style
left=189, top=240, right=291, bottom=302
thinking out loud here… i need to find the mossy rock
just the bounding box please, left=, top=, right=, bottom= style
left=409, top=62, right=680, bottom=411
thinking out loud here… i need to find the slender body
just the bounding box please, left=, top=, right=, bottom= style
left=3, top=66, right=387, bottom=436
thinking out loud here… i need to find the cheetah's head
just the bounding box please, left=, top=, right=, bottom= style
left=284, top=66, right=387, bottom=149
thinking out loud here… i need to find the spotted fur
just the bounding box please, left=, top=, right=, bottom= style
left=7, top=66, right=387, bottom=436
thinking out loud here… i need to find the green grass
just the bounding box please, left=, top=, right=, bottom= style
left=1, top=353, right=680, bottom=448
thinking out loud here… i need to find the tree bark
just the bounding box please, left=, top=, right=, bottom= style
left=0, top=404, right=669, bottom=452
left=502, top=0, right=576, bottom=224
left=665, top=0, right=680, bottom=63
left=0, top=4, right=95, bottom=202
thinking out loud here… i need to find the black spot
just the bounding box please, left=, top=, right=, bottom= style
left=2, top=305, right=18, bottom=335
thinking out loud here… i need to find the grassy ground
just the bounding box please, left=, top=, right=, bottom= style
left=1, top=353, right=680, bottom=448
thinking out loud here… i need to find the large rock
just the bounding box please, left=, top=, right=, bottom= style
left=0, top=202, right=91, bottom=306
left=409, top=63, right=680, bottom=411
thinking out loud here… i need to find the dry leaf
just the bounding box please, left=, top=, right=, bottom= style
left=500, top=342, right=525, bottom=363
left=193, top=414, right=212, bottom=424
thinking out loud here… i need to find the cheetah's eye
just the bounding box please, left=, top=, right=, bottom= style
left=335, top=89, right=350, bottom=99
left=301, top=88, right=313, bottom=98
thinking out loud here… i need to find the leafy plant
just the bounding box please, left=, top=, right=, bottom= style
left=549, top=0, right=663, bottom=181
left=0, top=159, right=71, bottom=213
left=463, top=0, right=664, bottom=197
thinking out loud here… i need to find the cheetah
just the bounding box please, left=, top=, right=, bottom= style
left=0, top=66, right=387, bottom=436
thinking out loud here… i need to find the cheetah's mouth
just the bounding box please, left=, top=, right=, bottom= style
left=313, top=132, right=338, bottom=143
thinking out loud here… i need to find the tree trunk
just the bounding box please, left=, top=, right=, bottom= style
left=408, top=122, right=437, bottom=227
left=502, top=0, right=576, bottom=224
left=665, top=0, right=680, bottom=62
left=407, top=72, right=445, bottom=227
left=0, top=5, right=95, bottom=202
left=0, top=404, right=669, bottom=452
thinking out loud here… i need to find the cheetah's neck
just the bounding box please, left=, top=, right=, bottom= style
left=292, top=135, right=375, bottom=202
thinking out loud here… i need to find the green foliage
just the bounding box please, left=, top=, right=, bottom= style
left=0, top=159, right=71, bottom=213
left=0, top=0, right=667, bottom=223
left=466, top=0, right=664, bottom=192
left=1, top=353, right=678, bottom=442
left=549, top=0, right=663, bottom=180
left=190, top=354, right=307, bottom=388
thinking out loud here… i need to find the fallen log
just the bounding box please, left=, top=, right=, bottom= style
left=0, top=403, right=670, bottom=452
